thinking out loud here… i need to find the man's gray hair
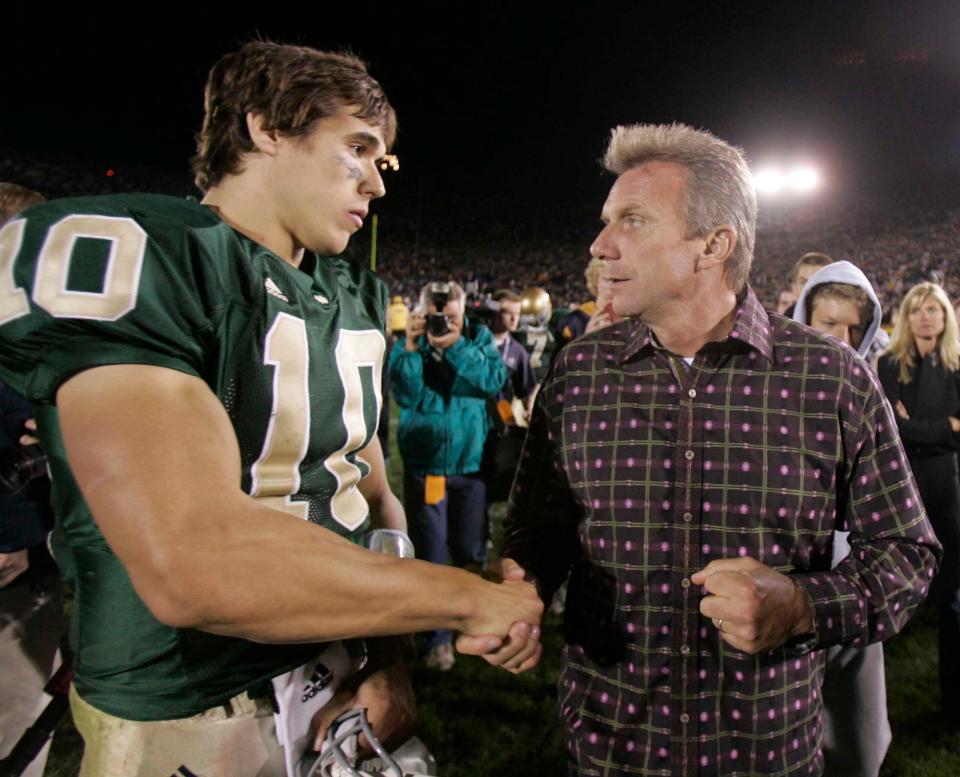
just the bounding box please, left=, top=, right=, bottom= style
left=418, top=281, right=465, bottom=311
left=603, top=123, right=757, bottom=292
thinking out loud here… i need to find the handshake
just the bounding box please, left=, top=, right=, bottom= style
left=456, top=558, right=544, bottom=674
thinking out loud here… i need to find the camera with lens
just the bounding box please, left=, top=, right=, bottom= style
left=426, top=282, right=452, bottom=337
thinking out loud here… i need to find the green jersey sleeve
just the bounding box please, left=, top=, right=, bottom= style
left=0, top=195, right=224, bottom=402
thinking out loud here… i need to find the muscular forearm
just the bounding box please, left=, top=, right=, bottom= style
left=125, top=494, right=516, bottom=642
left=59, top=364, right=542, bottom=647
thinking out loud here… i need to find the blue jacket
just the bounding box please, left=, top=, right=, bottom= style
left=389, top=324, right=507, bottom=476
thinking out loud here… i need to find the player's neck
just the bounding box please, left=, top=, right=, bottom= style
left=201, top=182, right=302, bottom=267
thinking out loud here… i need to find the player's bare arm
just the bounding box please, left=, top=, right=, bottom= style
left=56, top=363, right=543, bottom=645
left=356, top=436, right=406, bottom=532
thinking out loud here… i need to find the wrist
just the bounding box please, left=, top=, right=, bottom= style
left=788, top=576, right=815, bottom=639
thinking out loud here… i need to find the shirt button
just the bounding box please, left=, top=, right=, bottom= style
left=681, top=577, right=691, bottom=588
left=685, top=450, right=695, bottom=460
left=680, top=713, right=691, bottom=724
left=688, top=388, right=697, bottom=398
left=680, top=644, right=691, bottom=656
left=682, top=511, right=693, bottom=522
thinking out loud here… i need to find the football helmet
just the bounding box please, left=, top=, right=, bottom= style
left=520, top=286, right=552, bottom=329
left=302, top=708, right=438, bottom=777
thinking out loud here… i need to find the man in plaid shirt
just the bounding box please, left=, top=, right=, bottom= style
left=478, top=124, right=940, bottom=775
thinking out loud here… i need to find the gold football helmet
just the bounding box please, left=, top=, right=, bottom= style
left=520, top=286, right=552, bottom=329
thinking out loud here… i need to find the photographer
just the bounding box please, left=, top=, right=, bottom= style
left=389, top=282, right=507, bottom=671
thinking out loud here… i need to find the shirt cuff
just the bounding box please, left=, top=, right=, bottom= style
left=788, top=570, right=868, bottom=653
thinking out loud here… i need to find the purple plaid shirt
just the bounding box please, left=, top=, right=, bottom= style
left=503, top=287, right=939, bottom=776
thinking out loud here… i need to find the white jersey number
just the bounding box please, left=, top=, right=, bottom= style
left=0, top=214, right=146, bottom=324
left=527, top=330, right=548, bottom=369
left=1, top=215, right=385, bottom=532
left=249, top=318, right=385, bottom=531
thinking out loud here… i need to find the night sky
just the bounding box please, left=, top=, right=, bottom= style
left=4, top=2, right=960, bottom=211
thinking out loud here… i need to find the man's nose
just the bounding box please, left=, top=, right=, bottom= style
left=590, top=224, right=617, bottom=261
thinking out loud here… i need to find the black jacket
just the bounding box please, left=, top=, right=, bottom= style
left=877, top=351, right=960, bottom=458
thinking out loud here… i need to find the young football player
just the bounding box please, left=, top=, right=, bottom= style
left=0, top=42, right=541, bottom=777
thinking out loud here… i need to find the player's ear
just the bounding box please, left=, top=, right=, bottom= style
left=697, top=225, right=736, bottom=273
left=246, top=113, right=281, bottom=156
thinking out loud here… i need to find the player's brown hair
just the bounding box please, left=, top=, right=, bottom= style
left=0, top=183, right=44, bottom=227
left=192, top=41, right=397, bottom=192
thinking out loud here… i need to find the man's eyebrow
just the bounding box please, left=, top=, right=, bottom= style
left=602, top=202, right=647, bottom=222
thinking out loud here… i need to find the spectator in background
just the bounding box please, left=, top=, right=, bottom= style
left=390, top=281, right=508, bottom=671
left=387, top=295, right=409, bottom=339
left=518, top=286, right=558, bottom=392
left=482, top=290, right=537, bottom=507
left=792, top=260, right=891, bottom=777
left=783, top=251, right=834, bottom=317
left=0, top=182, right=62, bottom=777
left=878, top=282, right=960, bottom=719
left=776, top=286, right=796, bottom=314
left=557, top=258, right=603, bottom=345
left=0, top=182, right=44, bottom=222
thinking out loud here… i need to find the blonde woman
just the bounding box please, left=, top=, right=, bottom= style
left=878, top=281, right=960, bottom=718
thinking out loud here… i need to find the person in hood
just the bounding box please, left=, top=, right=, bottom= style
left=792, top=259, right=892, bottom=777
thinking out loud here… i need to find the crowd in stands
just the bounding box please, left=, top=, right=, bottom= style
left=3, top=148, right=957, bottom=316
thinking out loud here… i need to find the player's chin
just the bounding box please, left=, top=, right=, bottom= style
left=313, top=231, right=351, bottom=257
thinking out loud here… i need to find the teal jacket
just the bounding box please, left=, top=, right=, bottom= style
left=389, top=324, right=507, bottom=476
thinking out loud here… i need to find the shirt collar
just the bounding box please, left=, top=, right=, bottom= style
left=621, top=285, right=774, bottom=364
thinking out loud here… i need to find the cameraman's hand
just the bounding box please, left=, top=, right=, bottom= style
left=405, top=312, right=426, bottom=352
left=428, top=315, right=462, bottom=351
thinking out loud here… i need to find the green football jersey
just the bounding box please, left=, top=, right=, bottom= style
left=518, top=323, right=558, bottom=385
left=0, top=194, right=388, bottom=720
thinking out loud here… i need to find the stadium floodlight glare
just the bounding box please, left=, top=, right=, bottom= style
left=753, top=168, right=785, bottom=193
left=787, top=166, right=820, bottom=192
left=752, top=164, right=822, bottom=196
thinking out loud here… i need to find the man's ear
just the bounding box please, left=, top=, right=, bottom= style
left=697, top=225, right=737, bottom=273
left=246, top=113, right=281, bottom=156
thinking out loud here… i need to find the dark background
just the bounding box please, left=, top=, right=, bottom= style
left=5, top=1, right=960, bottom=213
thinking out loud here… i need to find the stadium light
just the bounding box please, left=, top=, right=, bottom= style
left=753, top=168, right=785, bottom=194
left=752, top=164, right=822, bottom=196
left=787, top=166, right=820, bottom=192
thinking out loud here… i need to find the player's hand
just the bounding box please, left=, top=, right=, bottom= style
left=0, top=549, right=29, bottom=588
left=427, top=314, right=462, bottom=351
left=895, top=400, right=910, bottom=420
left=949, top=416, right=960, bottom=433
left=456, top=558, right=544, bottom=673
left=310, top=653, right=415, bottom=754
left=20, top=418, right=39, bottom=446
left=405, top=312, right=426, bottom=351
left=691, top=557, right=813, bottom=655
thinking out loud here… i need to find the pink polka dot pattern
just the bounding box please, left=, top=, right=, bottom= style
left=500, top=289, right=936, bottom=775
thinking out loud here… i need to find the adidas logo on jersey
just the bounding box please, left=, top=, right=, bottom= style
left=264, top=277, right=289, bottom=302
left=301, top=662, right=334, bottom=704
